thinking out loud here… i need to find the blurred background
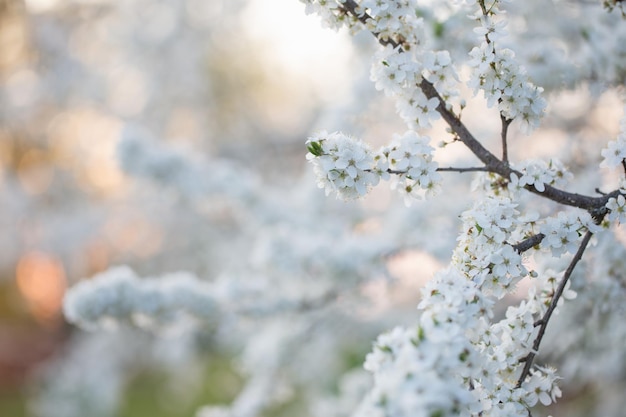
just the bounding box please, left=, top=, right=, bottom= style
left=0, top=0, right=370, bottom=415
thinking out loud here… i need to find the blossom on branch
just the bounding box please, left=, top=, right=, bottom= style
left=384, top=130, right=442, bottom=203
left=467, top=4, right=546, bottom=134
left=64, top=266, right=218, bottom=331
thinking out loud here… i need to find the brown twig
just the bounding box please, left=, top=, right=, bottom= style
left=437, top=166, right=490, bottom=173
left=516, top=230, right=594, bottom=387
left=512, top=233, right=545, bottom=253
left=500, top=115, right=512, bottom=163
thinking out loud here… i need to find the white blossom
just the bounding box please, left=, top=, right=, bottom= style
left=522, top=366, right=562, bottom=407
left=512, top=159, right=572, bottom=194
left=540, top=211, right=586, bottom=257
left=606, top=194, right=626, bottom=224
left=63, top=266, right=218, bottom=331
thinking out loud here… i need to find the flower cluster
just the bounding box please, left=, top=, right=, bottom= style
left=370, top=45, right=458, bottom=130
left=357, top=269, right=483, bottom=417
left=422, top=50, right=460, bottom=94
left=63, top=266, right=218, bottom=331
left=356, top=269, right=563, bottom=417
left=381, top=131, right=442, bottom=202
left=471, top=159, right=573, bottom=198
left=360, top=0, right=425, bottom=46
left=356, top=197, right=568, bottom=417
left=467, top=9, right=546, bottom=133
left=453, top=197, right=527, bottom=298
left=300, top=0, right=361, bottom=32
left=540, top=211, right=595, bottom=257
left=306, top=131, right=382, bottom=200
left=509, top=159, right=573, bottom=194
left=370, top=46, right=423, bottom=97
left=301, top=1, right=462, bottom=132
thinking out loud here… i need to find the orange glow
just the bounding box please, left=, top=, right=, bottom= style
left=84, top=238, right=111, bottom=274
left=359, top=250, right=443, bottom=317
left=17, top=148, right=54, bottom=195
left=46, top=109, right=125, bottom=194
left=16, top=252, right=67, bottom=326
left=387, top=249, right=442, bottom=288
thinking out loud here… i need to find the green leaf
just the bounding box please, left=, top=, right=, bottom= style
left=306, top=141, right=324, bottom=157
left=433, top=21, right=445, bottom=38
left=378, top=344, right=393, bottom=353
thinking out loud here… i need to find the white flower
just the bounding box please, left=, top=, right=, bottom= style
left=467, top=44, right=494, bottom=74
left=361, top=0, right=389, bottom=15
left=606, top=194, right=626, bottom=223
left=489, top=245, right=525, bottom=278
left=601, top=137, right=626, bottom=168
left=473, top=15, right=508, bottom=42
left=516, top=160, right=553, bottom=193
left=522, top=366, right=562, bottom=407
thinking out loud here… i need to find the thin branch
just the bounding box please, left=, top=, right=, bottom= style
left=516, top=230, right=594, bottom=387
left=478, top=0, right=489, bottom=16
left=512, top=233, right=545, bottom=253
left=500, top=115, right=512, bottom=163
left=437, top=166, right=490, bottom=173
left=418, top=79, right=504, bottom=168
left=418, top=78, right=620, bottom=212
left=383, top=166, right=490, bottom=176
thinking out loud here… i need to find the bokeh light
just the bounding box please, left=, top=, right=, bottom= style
left=16, top=252, right=67, bottom=326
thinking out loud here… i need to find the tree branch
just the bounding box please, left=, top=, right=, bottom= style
left=512, top=233, right=545, bottom=253
left=516, top=230, right=594, bottom=387
left=338, top=3, right=621, bottom=214
left=418, top=78, right=620, bottom=212
left=384, top=166, right=489, bottom=175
